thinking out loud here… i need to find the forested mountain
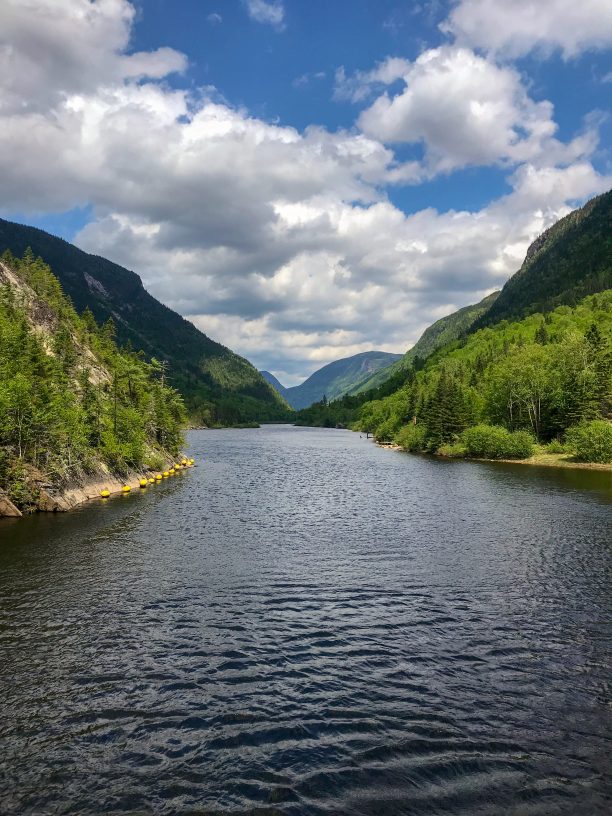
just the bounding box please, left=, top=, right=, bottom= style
left=473, top=190, right=612, bottom=328
left=260, top=371, right=289, bottom=400
left=0, top=251, right=186, bottom=511
left=354, top=291, right=500, bottom=394
left=268, top=351, right=402, bottom=409
left=0, top=219, right=290, bottom=425
left=295, top=192, right=612, bottom=462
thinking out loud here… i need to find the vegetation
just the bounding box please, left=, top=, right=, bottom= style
left=0, top=250, right=187, bottom=509
left=365, top=293, right=612, bottom=461
left=565, top=420, right=612, bottom=463
left=297, top=292, right=612, bottom=463
left=474, top=190, right=612, bottom=328
left=267, top=351, right=402, bottom=410
left=0, top=218, right=291, bottom=425
left=354, top=291, right=500, bottom=395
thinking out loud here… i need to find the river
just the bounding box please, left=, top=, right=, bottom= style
left=1, top=425, right=611, bottom=815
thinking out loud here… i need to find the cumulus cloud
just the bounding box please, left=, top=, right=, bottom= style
left=356, top=47, right=597, bottom=175
left=443, top=0, right=612, bottom=58
left=0, top=0, right=609, bottom=381
left=243, top=0, right=285, bottom=30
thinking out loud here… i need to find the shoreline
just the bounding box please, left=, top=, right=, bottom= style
left=376, top=442, right=612, bottom=472
left=1, top=458, right=191, bottom=519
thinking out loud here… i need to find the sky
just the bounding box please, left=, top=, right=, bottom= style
left=1, top=1, right=611, bottom=385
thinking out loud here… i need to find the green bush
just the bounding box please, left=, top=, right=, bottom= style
left=461, top=424, right=534, bottom=459
left=565, top=420, right=612, bottom=463
left=546, top=439, right=566, bottom=454
left=437, top=442, right=467, bottom=457
left=395, top=424, right=427, bottom=452
left=505, top=430, right=536, bottom=459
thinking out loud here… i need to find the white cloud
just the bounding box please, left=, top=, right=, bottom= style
left=0, top=0, right=609, bottom=381
left=356, top=47, right=597, bottom=176
left=207, top=12, right=222, bottom=26
left=243, top=0, right=285, bottom=30
left=443, top=0, right=612, bottom=58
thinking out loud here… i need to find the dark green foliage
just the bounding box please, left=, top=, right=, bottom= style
left=0, top=219, right=290, bottom=424
left=460, top=425, right=535, bottom=459
left=294, top=366, right=409, bottom=428
left=565, top=420, right=612, bottom=463
left=356, top=291, right=612, bottom=457
left=474, top=190, right=612, bottom=328
left=0, top=252, right=187, bottom=506
left=353, top=291, right=500, bottom=394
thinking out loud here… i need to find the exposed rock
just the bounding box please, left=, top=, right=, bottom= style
left=0, top=490, right=22, bottom=517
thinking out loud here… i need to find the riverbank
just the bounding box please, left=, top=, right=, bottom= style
left=376, top=442, right=612, bottom=472
left=0, top=458, right=190, bottom=518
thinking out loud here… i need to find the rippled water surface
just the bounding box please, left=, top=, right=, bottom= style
left=1, top=426, right=611, bottom=815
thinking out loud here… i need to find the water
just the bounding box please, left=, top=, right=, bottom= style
left=1, top=425, right=611, bottom=815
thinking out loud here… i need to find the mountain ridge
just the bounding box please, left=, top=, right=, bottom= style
left=261, top=351, right=402, bottom=409
left=0, top=218, right=290, bottom=425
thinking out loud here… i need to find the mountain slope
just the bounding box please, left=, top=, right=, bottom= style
left=260, top=370, right=289, bottom=400
left=353, top=291, right=500, bottom=394
left=473, top=189, right=612, bottom=329
left=0, top=252, right=185, bottom=513
left=0, top=218, right=289, bottom=425
left=280, top=351, right=402, bottom=410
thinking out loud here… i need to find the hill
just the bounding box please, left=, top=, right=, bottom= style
left=0, top=219, right=290, bottom=426
left=0, top=251, right=186, bottom=514
left=273, top=351, right=402, bottom=410
left=294, top=191, right=612, bottom=449
left=353, top=291, right=500, bottom=394
left=473, top=189, right=612, bottom=329
left=260, top=370, right=289, bottom=400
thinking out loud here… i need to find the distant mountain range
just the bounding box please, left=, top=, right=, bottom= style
left=261, top=351, right=402, bottom=409
left=0, top=218, right=289, bottom=425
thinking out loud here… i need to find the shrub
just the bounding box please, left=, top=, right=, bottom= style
left=461, top=424, right=534, bottom=459
left=375, top=417, right=401, bottom=443
left=395, top=424, right=427, bottom=452
left=504, top=430, right=536, bottom=459
left=437, top=442, right=467, bottom=458
left=546, top=438, right=566, bottom=454
left=565, top=420, right=612, bottom=463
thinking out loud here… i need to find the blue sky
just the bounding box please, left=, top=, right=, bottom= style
left=1, top=0, right=611, bottom=383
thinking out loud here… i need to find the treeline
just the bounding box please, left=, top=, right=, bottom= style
left=297, top=292, right=612, bottom=463
left=0, top=250, right=186, bottom=507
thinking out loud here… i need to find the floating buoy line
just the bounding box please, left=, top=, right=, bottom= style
left=99, top=456, right=197, bottom=499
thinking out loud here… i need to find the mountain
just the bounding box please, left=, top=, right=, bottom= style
left=0, top=252, right=185, bottom=513
left=260, top=370, right=289, bottom=400
left=473, top=189, right=612, bottom=329
left=352, top=291, right=500, bottom=394
left=0, top=218, right=290, bottom=425
left=276, top=351, right=402, bottom=410
left=294, top=190, right=612, bottom=434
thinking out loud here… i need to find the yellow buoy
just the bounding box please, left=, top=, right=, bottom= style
left=163, top=471, right=169, bottom=478
left=181, top=458, right=188, bottom=466
left=189, top=458, right=195, bottom=465
left=169, top=468, right=175, bottom=475
left=100, top=488, right=110, bottom=498
left=156, top=473, right=162, bottom=480
left=122, top=485, right=131, bottom=493
left=148, top=477, right=155, bottom=484
left=139, top=478, right=148, bottom=488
